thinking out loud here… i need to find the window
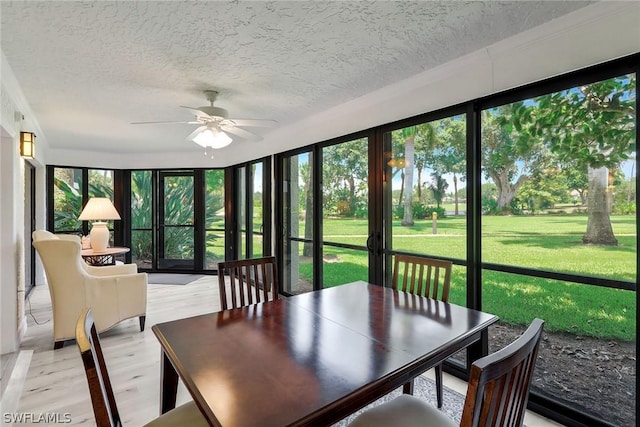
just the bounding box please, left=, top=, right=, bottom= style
left=233, top=159, right=270, bottom=261
left=273, top=56, right=637, bottom=427
left=480, top=73, right=636, bottom=426
left=52, top=167, right=83, bottom=233
left=251, top=162, right=265, bottom=258
left=205, top=169, right=225, bottom=269
left=131, top=170, right=152, bottom=269
left=52, top=167, right=116, bottom=244
left=384, top=114, right=467, bottom=306
left=281, top=151, right=314, bottom=294
left=322, top=137, right=370, bottom=287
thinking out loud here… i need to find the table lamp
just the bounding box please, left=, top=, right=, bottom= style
left=78, top=197, right=121, bottom=252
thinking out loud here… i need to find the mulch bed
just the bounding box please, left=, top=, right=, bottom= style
left=489, top=323, right=636, bottom=427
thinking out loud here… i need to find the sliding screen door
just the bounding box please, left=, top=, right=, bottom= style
left=158, top=171, right=195, bottom=270
left=280, top=135, right=374, bottom=295
left=281, top=152, right=314, bottom=294
left=321, top=137, right=371, bottom=287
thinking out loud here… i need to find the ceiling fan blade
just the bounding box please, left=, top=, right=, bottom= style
left=227, top=119, right=277, bottom=128
left=180, top=106, right=212, bottom=119
left=131, top=120, right=200, bottom=125
left=221, top=125, right=263, bottom=141
left=186, top=126, right=207, bottom=141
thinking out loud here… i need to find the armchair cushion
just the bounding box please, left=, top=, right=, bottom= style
left=85, top=263, right=138, bottom=276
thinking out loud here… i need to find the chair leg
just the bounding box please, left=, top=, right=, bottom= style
left=53, top=340, right=64, bottom=350
left=435, top=363, right=443, bottom=408
left=139, top=315, right=146, bottom=331
left=402, top=378, right=415, bottom=395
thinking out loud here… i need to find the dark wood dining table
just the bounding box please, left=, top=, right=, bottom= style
left=151, top=281, right=499, bottom=427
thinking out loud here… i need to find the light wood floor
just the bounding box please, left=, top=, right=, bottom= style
left=5, top=276, right=561, bottom=426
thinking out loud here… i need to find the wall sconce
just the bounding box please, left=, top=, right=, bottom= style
left=20, top=132, right=35, bottom=159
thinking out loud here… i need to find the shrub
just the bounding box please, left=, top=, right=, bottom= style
left=482, top=196, right=523, bottom=215
left=613, top=201, right=636, bottom=215
left=395, top=203, right=446, bottom=220
left=482, top=197, right=498, bottom=215
left=412, top=203, right=429, bottom=219
left=424, top=206, right=446, bottom=219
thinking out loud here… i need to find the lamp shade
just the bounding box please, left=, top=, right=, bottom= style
left=78, top=198, right=121, bottom=221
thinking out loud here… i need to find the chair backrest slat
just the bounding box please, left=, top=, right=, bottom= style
left=218, top=256, right=279, bottom=310
left=430, top=266, right=438, bottom=298
left=259, top=262, right=269, bottom=303
left=416, top=265, right=424, bottom=295
left=238, top=265, right=248, bottom=306
left=460, top=318, right=544, bottom=427
left=76, top=308, right=122, bottom=427
left=392, top=254, right=452, bottom=302
left=229, top=268, right=239, bottom=308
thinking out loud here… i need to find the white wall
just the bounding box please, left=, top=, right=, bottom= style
left=0, top=118, right=21, bottom=354
left=0, top=54, right=46, bottom=354
left=0, top=131, right=17, bottom=354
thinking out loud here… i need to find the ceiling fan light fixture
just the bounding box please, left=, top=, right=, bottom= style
left=192, top=127, right=233, bottom=149
left=134, top=90, right=274, bottom=154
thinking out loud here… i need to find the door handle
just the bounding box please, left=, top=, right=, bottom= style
left=366, top=233, right=374, bottom=253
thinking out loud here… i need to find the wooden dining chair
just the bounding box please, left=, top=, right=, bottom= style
left=392, top=254, right=452, bottom=299
left=217, top=256, right=279, bottom=310
left=75, top=308, right=208, bottom=427
left=392, top=254, right=453, bottom=408
left=348, top=318, right=545, bottom=427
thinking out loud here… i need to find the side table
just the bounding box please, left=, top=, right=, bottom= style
left=81, top=247, right=130, bottom=266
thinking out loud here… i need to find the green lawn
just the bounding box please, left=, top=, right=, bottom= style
left=297, top=214, right=637, bottom=341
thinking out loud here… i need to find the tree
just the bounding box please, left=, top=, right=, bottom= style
left=535, top=74, right=636, bottom=245
left=428, top=172, right=449, bottom=209
left=88, top=169, right=114, bottom=197
left=322, top=139, right=368, bottom=217
left=389, top=122, right=441, bottom=225
left=401, top=126, right=417, bottom=226
left=205, top=170, right=225, bottom=219
left=300, top=160, right=314, bottom=257
left=131, top=171, right=152, bottom=262
left=560, top=161, right=589, bottom=205
left=434, top=117, right=466, bottom=215
left=482, top=103, right=545, bottom=214
left=388, top=133, right=407, bottom=208
left=53, top=173, right=82, bottom=231
left=413, top=123, right=438, bottom=202
left=518, top=166, right=571, bottom=213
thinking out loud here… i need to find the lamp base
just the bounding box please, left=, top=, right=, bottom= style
left=89, top=222, right=110, bottom=252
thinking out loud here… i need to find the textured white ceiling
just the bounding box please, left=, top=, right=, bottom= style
left=1, top=1, right=595, bottom=164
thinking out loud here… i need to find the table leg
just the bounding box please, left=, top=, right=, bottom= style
left=159, top=350, right=178, bottom=414
left=402, top=378, right=415, bottom=394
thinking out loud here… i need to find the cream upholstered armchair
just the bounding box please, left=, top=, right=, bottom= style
left=32, top=230, right=147, bottom=349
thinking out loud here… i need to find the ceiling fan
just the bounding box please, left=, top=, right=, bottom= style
left=132, top=90, right=277, bottom=157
